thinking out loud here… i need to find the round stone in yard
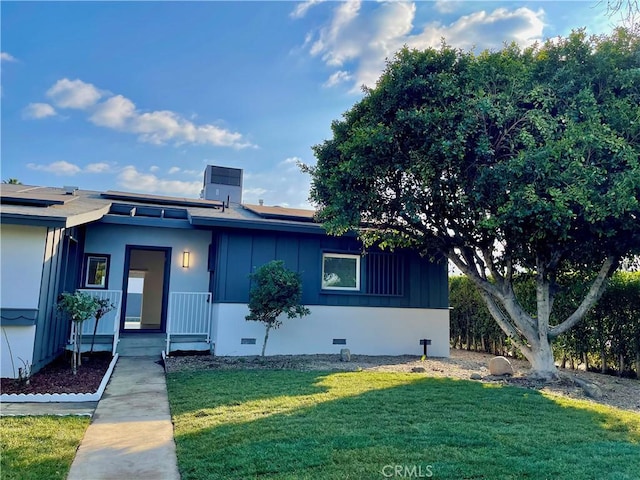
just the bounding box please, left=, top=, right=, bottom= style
left=489, top=356, right=514, bottom=376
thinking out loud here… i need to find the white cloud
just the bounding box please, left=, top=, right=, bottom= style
left=168, top=166, right=181, bottom=174
left=1, top=52, right=17, bottom=62
left=323, top=70, right=353, bottom=88
left=26, top=161, right=114, bottom=175
left=281, top=156, right=302, bottom=166
left=310, top=0, right=363, bottom=66
left=243, top=187, right=268, bottom=197
left=433, top=0, right=463, bottom=14
left=149, top=166, right=160, bottom=172
left=90, top=95, right=135, bottom=128
left=27, top=160, right=81, bottom=176
left=84, top=162, right=112, bottom=173
left=126, top=109, right=253, bottom=148
left=44, top=78, right=254, bottom=149
left=118, top=166, right=202, bottom=197
left=22, top=103, right=57, bottom=119
left=407, top=8, right=545, bottom=52
left=290, top=0, right=325, bottom=19
left=301, top=1, right=545, bottom=91
left=46, top=78, right=103, bottom=109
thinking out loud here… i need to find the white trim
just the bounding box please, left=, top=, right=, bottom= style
left=84, top=255, right=108, bottom=288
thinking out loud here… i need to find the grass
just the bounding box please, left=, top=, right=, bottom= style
left=0, top=415, right=89, bottom=480
left=167, top=370, right=640, bottom=480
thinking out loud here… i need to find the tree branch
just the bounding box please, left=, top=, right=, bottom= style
left=477, top=289, right=531, bottom=356
left=549, top=256, right=619, bottom=338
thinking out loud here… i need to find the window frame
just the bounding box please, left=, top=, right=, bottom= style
left=321, top=252, right=361, bottom=291
left=83, top=253, right=110, bottom=289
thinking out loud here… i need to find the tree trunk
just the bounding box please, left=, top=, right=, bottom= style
left=451, top=254, right=616, bottom=381
left=90, top=314, right=101, bottom=354
left=261, top=324, right=272, bottom=357
left=524, top=338, right=558, bottom=379
left=600, top=338, right=607, bottom=374
left=618, top=352, right=624, bottom=377
left=72, top=322, right=78, bottom=375
left=78, top=326, right=83, bottom=367
left=582, top=351, right=589, bottom=372
left=465, top=318, right=471, bottom=350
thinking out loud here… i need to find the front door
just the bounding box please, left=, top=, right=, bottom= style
left=121, top=246, right=171, bottom=332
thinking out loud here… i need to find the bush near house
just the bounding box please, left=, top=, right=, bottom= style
left=450, top=272, right=640, bottom=377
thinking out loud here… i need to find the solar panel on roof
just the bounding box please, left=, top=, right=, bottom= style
left=0, top=192, right=79, bottom=207
left=101, top=191, right=224, bottom=210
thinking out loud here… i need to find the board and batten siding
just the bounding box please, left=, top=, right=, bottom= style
left=213, top=229, right=448, bottom=308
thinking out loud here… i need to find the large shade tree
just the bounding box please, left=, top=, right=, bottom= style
left=307, top=29, right=640, bottom=378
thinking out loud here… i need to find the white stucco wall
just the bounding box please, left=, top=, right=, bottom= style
left=84, top=224, right=211, bottom=294
left=1, top=326, right=36, bottom=378
left=0, top=224, right=46, bottom=309
left=213, top=304, right=450, bottom=357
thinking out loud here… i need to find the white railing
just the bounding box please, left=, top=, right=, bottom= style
left=71, top=289, right=123, bottom=355
left=166, top=292, right=212, bottom=352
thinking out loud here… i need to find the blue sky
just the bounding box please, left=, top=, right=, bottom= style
left=1, top=1, right=620, bottom=208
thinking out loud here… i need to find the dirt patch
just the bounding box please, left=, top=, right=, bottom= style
left=165, top=349, right=640, bottom=413
left=1, top=352, right=112, bottom=395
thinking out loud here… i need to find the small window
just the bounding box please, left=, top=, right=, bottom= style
left=84, top=254, right=110, bottom=289
left=322, top=253, right=360, bottom=291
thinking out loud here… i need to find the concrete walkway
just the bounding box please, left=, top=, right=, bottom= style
left=67, top=356, right=180, bottom=480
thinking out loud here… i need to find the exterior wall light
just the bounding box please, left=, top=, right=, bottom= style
left=182, top=251, right=190, bottom=268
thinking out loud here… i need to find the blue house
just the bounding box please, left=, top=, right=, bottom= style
left=0, top=168, right=450, bottom=377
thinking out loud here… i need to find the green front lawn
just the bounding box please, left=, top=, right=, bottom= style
left=0, top=416, right=89, bottom=480
left=167, top=370, right=640, bottom=480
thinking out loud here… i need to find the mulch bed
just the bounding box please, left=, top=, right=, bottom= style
left=1, top=352, right=112, bottom=395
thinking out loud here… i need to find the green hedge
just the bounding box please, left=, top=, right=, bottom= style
left=449, top=272, right=640, bottom=377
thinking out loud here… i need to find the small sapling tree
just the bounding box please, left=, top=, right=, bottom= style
left=57, top=292, right=99, bottom=374
left=245, top=260, right=310, bottom=356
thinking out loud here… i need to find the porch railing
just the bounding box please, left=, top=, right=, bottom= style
left=71, top=289, right=123, bottom=355
left=166, top=292, right=212, bottom=352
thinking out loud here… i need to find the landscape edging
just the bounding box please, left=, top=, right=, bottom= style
left=0, top=353, right=119, bottom=403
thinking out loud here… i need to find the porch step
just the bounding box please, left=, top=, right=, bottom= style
left=117, top=333, right=165, bottom=357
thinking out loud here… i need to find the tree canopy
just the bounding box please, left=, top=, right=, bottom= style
left=308, top=29, right=640, bottom=377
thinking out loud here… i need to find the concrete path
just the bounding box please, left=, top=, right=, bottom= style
left=67, top=356, right=180, bottom=480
